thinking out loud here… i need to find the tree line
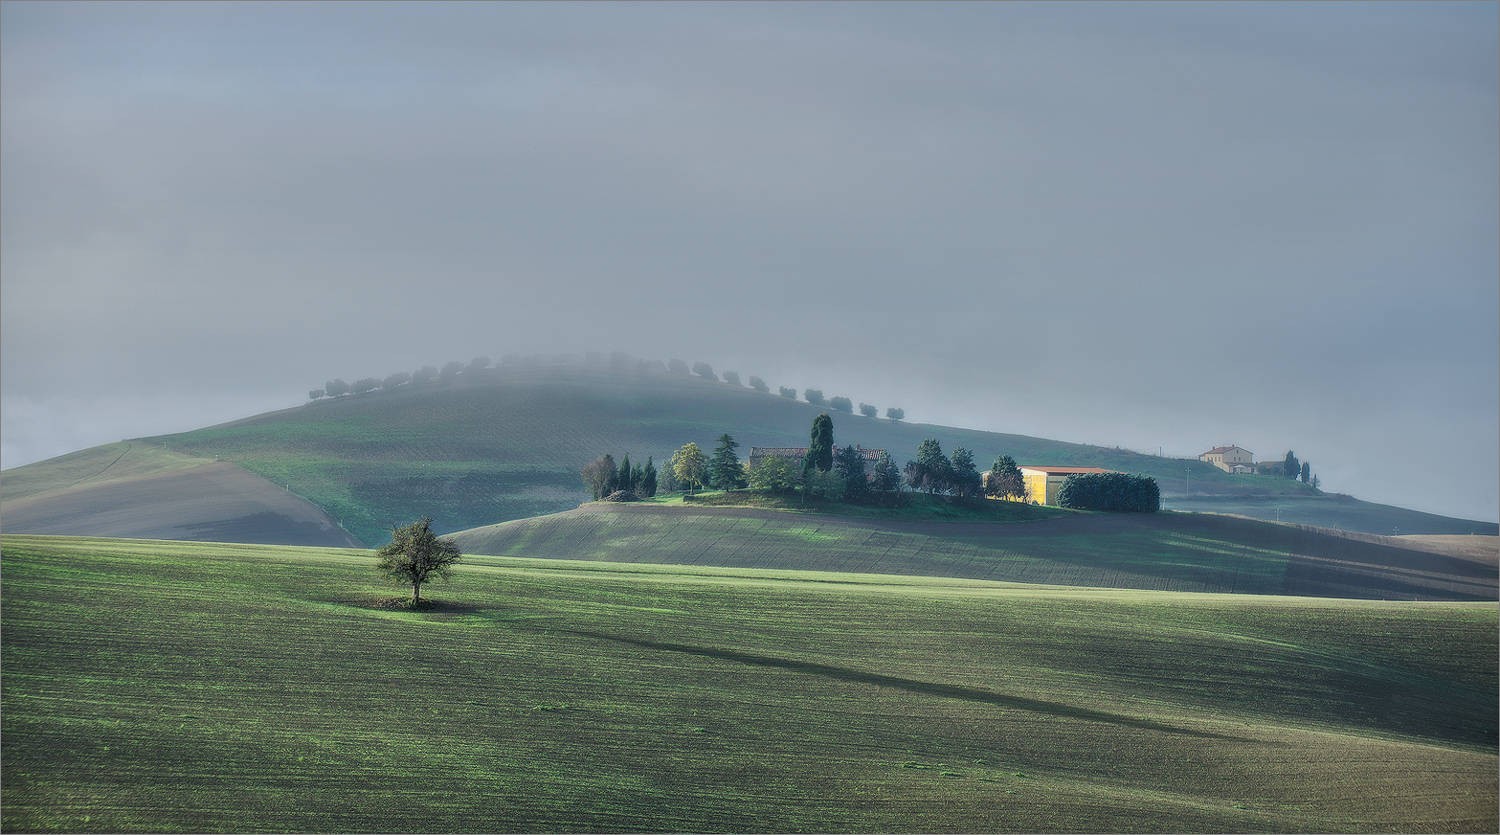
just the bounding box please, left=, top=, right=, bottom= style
left=307, top=351, right=906, bottom=422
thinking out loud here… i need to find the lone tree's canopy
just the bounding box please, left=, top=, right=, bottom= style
left=376, top=518, right=461, bottom=604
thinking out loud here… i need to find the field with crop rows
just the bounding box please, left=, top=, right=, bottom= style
left=452, top=504, right=1499, bottom=600
left=3, top=534, right=1494, bottom=832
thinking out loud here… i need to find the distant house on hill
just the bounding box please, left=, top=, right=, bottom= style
left=748, top=446, right=886, bottom=476
left=1199, top=445, right=1254, bottom=473
left=1017, top=466, right=1117, bottom=506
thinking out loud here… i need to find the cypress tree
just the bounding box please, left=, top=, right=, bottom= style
left=641, top=457, right=658, bottom=497
left=804, top=414, right=834, bottom=473
left=1283, top=450, right=1300, bottom=480
left=619, top=453, right=633, bottom=492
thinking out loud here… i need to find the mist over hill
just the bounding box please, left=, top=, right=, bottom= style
left=4, top=358, right=1491, bottom=546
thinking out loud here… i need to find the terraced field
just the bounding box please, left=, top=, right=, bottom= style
left=3, top=534, right=1495, bottom=832
left=452, top=504, right=1499, bottom=601
left=9, top=364, right=1489, bottom=546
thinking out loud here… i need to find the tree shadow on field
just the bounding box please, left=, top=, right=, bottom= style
left=337, top=595, right=484, bottom=615
left=563, top=628, right=1247, bottom=742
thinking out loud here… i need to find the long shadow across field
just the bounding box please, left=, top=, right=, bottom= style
left=563, top=628, right=1246, bottom=742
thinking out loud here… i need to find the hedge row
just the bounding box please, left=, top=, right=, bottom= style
left=1056, top=472, right=1160, bottom=513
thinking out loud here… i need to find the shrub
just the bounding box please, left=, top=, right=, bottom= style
left=1055, top=473, right=1160, bottom=512
left=859, top=402, right=877, bottom=418
left=829, top=396, right=853, bottom=413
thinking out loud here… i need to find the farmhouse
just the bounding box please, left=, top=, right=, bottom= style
left=1017, top=466, right=1117, bottom=506
left=748, top=446, right=886, bottom=473
left=1199, top=445, right=1254, bottom=473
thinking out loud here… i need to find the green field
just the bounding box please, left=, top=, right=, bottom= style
left=452, top=504, right=1498, bottom=601
left=4, top=534, right=1495, bottom=832
left=11, top=364, right=1488, bottom=547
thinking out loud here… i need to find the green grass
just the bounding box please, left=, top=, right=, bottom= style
left=0, top=442, right=211, bottom=503
left=667, top=489, right=1070, bottom=521
left=4, top=534, right=1494, bottom=832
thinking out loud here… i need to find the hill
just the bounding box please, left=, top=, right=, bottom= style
left=0, top=442, right=355, bottom=546
left=450, top=502, right=1498, bottom=601
left=3, top=363, right=1493, bottom=545
left=3, top=534, right=1494, bottom=832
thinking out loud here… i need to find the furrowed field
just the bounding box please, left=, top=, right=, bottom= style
left=3, top=534, right=1495, bottom=832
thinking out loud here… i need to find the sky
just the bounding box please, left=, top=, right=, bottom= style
left=2, top=1, right=1496, bottom=522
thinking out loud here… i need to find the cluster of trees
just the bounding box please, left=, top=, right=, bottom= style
left=1255, top=450, right=1318, bottom=489
left=311, top=357, right=495, bottom=400
left=1055, top=473, right=1160, bottom=512
left=581, top=453, right=659, bottom=499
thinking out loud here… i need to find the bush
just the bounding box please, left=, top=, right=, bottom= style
left=748, top=376, right=769, bottom=393
left=829, top=396, right=853, bottom=413
left=859, top=403, right=877, bottom=418
left=779, top=386, right=797, bottom=399
left=1055, top=473, right=1160, bottom=512
left=804, top=388, right=825, bottom=405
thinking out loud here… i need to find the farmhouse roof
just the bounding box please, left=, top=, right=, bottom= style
left=1018, top=466, right=1115, bottom=475
left=1202, top=445, right=1250, bottom=455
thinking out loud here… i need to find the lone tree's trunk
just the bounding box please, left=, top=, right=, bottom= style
left=413, top=580, right=421, bottom=604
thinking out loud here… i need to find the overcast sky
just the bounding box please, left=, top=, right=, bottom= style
left=3, top=1, right=1496, bottom=522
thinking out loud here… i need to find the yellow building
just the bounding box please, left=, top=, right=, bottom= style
left=1018, top=466, right=1116, bottom=506
left=1199, top=445, right=1253, bottom=473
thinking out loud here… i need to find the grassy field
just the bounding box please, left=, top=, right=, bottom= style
left=11, top=364, right=1488, bottom=546
left=452, top=504, right=1498, bottom=601
left=0, top=442, right=210, bottom=503
left=3, top=534, right=1495, bottom=832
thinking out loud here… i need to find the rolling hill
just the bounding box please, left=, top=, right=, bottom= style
left=3, top=362, right=1494, bottom=545
left=3, top=534, right=1494, bottom=832
left=450, top=502, right=1498, bottom=601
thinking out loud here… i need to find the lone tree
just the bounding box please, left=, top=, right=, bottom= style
left=885, top=407, right=904, bottom=422
left=859, top=402, right=878, bottom=418
left=376, top=518, right=461, bottom=605
left=804, top=414, right=834, bottom=473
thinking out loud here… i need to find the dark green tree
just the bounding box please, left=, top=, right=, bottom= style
left=619, top=453, right=634, bottom=492
left=708, top=434, right=747, bottom=490
left=581, top=454, right=618, bottom=500
left=985, top=455, right=1026, bottom=501
left=748, top=376, right=770, bottom=393
left=833, top=445, right=868, bottom=497
left=829, top=396, right=853, bottom=413
left=859, top=402, right=877, bottom=418
left=872, top=451, right=902, bottom=492
left=804, top=388, right=826, bottom=406
left=723, top=371, right=741, bottom=386
left=640, top=457, right=658, bottom=498
left=1299, top=461, right=1310, bottom=483
left=906, top=439, right=952, bottom=493
left=375, top=518, right=461, bottom=605
left=1283, top=450, right=1300, bottom=480
left=804, top=414, right=834, bottom=473
left=779, top=386, right=797, bottom=399
left=886, top=407, right=905, bottom=421
left=949, top=447, right=982, bottom=498
left=325, top=378, right=350, bottom=396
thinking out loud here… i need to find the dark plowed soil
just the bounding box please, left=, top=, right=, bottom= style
left=1, top=462, right=358, bottom=547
